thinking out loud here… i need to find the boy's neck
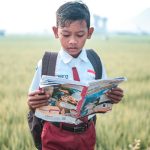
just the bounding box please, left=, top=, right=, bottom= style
left=72, top=51, right=82, bottom=58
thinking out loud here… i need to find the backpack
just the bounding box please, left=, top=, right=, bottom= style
left=28, top=49, right=102, bottom=150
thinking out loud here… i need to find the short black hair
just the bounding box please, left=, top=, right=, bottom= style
left=56, top=1, right=90, bottom=28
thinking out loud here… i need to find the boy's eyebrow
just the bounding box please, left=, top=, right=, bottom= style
left=76, top=31, right=85, bottom=33
left=61, top=30, right=70, bottom=33
left=61, top=30, right=86, bottom=33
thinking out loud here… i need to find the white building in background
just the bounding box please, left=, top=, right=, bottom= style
left=92, top=14, right=109, bottom=39
left=0, top=30, right=5, bottom=36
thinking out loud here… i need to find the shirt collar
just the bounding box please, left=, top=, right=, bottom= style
left=59, top=48, right=88, bottom=64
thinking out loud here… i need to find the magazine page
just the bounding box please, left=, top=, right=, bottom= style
left=35, top=75, right=88, bottom=124
left=79, top=77, right=127, bottom=117
left=35, top=75, right=127, bottom=123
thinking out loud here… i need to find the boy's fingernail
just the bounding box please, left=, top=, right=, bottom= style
left=39, top=87, right=42, bottom=91
left=46, top=94, right=50, bottom=97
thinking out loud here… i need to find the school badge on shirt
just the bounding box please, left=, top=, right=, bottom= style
left=87, top=69, right=95, bottom=79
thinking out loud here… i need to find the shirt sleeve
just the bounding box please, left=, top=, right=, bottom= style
left=29, top=59, right=42, bottom=93
left=101, top=62, right=107, bottom=79
left=98, top=56, right=107, bottom=79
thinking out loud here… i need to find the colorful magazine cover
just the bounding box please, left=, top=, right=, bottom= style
left=35, top=75, right=126, bottom=124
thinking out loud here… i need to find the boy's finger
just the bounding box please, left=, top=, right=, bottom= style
left=110, top=90, right=124, bottom=97
left=32, top=102, right=49, bottom=109
left=111, top=87, right=123, bottom=92
left=28, top=99, right=49, bottom=108
left=29, top=99, right=49, bottom=105
left=28, top=90, right=44, bottom=96
left=108, top=94, right=123, bottom=101
left=28, top=94, right=50, bottom=102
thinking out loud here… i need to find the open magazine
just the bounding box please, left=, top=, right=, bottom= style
left=35, top=75, right=127, bottom=124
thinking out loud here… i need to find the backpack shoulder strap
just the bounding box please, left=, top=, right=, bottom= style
left=28, top=51, right=58, bottom=150
left=86, top=49, right=102, bottom=79
left=42, top=51, right=58, bottom=76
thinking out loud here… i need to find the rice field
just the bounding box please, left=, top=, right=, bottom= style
left=0, top=34, right=150, bottom=150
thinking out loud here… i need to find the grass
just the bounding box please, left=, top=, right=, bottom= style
left=0, top=34, right=150, bottom=150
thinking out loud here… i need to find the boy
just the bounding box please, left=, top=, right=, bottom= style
left=27, top=1, right=124, bottom=150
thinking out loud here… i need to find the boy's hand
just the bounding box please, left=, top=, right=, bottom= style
left=27, top=89, right=50, bottom=110
left=106, top=87, right=124, bottom=104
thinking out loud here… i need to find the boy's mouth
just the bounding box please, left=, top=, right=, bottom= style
left=68, top=47, right=78, bottom=51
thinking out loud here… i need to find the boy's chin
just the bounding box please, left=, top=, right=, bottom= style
left=66, top=49, right=82, bottom=58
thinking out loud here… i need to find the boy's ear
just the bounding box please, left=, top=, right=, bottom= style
left=52, top=26, right=59, bottom=38
left=87, top=27, right=94, bottom=39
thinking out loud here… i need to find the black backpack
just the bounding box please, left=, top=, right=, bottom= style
left=28, top=49, right=102, bottom=150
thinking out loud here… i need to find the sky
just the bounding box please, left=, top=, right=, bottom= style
left=0, top=0, right=150, bottom=34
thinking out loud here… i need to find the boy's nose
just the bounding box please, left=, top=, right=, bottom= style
left=69, top=37, right=77, bottom=44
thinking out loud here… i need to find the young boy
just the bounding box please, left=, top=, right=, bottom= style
left=27, top=1, right=124, bottom=150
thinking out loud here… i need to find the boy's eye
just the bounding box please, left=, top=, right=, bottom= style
left=62, top=34, right=70, bottom=37
left=76, top=32, right=85, bottom=37
left=77, top=34, right=84, bottom=37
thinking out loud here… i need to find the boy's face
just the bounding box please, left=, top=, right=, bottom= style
left=52, top=20, right=94, bottom=57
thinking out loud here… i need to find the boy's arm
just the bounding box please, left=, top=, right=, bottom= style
left=106, top=87, right=124, bottom=103
left=27, top=60, right=50, bottom=110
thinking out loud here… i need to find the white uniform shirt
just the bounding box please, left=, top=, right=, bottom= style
left=29, top=48, right=107, bottom=120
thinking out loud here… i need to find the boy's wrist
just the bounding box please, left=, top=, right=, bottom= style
left=28, top=105, right=35, bottom=112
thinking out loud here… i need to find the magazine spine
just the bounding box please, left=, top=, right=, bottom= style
left=76, top=86, right=88, bottom=117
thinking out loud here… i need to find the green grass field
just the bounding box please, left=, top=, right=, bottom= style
left=0, top=34, right=150, bottom=150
